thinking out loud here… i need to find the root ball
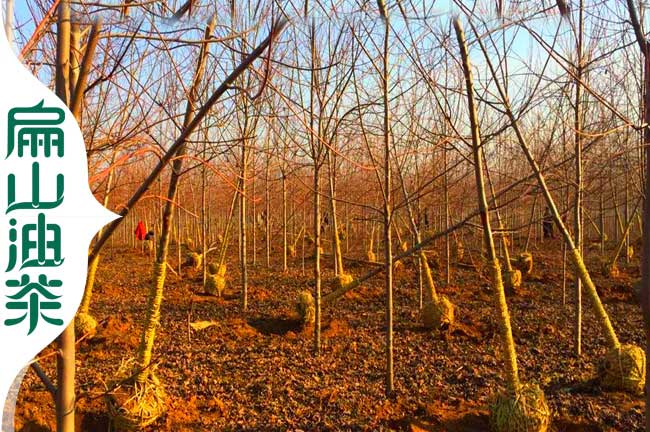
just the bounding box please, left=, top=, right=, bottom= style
left=75, top=312, right=98, bottom=338
left=335, top=273, right=354, bottom=290
left=296, top=290, right=315, bottom=325
left=105, top=361, right=167, bottom=431
left=489, top=384, right=550, bottom=432
left=208, top=263, right=226, bottom=277
left=503, top=269, right=522, bottom=293
left=205, top=274, right=226, bottom=297
left=516, top=252, right=533, bottom=275
left=421, top=296, right=455, bottom=330
left=598, top=344, right=646, bottom=395
left=186, top=252, right=202, bottom=270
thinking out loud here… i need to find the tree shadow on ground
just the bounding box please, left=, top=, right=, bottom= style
left=247, top=317, right=305, bottom=336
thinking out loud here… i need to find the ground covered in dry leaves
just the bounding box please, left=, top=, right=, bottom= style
left=14, top=238, right=645, bottom=431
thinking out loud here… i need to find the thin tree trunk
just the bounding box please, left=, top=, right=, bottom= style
left=240, top=138, right=248, bottom=311
left=282, top=172, right=288, bottom=271
left=455, top=18, right=520, bottom=394
left=573, top=0, right=584, bottom=357
left=55, top=2, right=74, bottom=430
left=327, top=149, right=344, bottom=276
left=378, top=0, right=393, bottom=396
left=136, top=16, right=215, bottom=379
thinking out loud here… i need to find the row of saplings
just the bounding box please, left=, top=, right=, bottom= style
left=295, top=239, right=645, bottom=432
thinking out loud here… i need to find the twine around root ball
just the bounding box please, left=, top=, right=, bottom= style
left=105, top=360, right=167, bottom=431
left=75, top=312, right=98, bottom=338
left=503, top=269, right=522, bottom=293
left=205, top=274, right=226, bottom=297
left=516, top=252, right=533, bottom=275
left=489, top=383, right=551, bottom=432
left=598, top=344, right=646, bottom=395
left=421, top=296, right=455, bottom=330
left=296, top=290, right=315, bottom=325
left=335, top=273, right=354, bottom=290
left=367, top=250, right=376, bottom=263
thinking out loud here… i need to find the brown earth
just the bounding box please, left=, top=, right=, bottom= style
left=13, top=238, right=646, bottom=431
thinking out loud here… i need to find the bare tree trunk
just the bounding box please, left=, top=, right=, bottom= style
left=55, top=2, right=74, bottom=430
left=378, top=0, right=393, bottom=396
left=455, top=17, right=520, bottom=394
left=265, top=142, right=271, bottom=268
left=240, top=132, right=249, bottom=311
left=282, top=172, right=288, bottom=271
left=574, top=0, right=584, bottom=357
left=201, top=152, right=207, bottom=289
left=137, top=15, right=215, bottom=379
left=308, top=9, right=322, bottom=355
left=444, top=145, right=450, bottom=285
left=313, top=165, right=322, bottom=354
left=252, top=163, right=257, bottom=266
left=327, top=148, right=344, bottom=277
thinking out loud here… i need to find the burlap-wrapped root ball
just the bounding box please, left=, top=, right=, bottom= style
left=187, top=252, right=202, bottom=270
left=627, top=245, right=634, bottom=261
left=205, top=274, right=226, bottom=297
left=598, top=344, right=646, bottom=395
left=489, top=383, right=551, bottom=432
left=335, top=273, right=354, bottom=290
left=75, top=312, right=98, bottom=338
left=296, top=290, right=315, bottom=325
left=421, top=296, right=455, bottom=330
left=185, top=237, right=195, bottom=251
left=367, top=250, right=376, bottom=262
left=105, top=361, right=167, bottom=431
left=516, top=252, right=533, bottom=275
left=503, top=269, right=522, bottom=293
left=208, top=263, right=226, bottom=277
left=393, top=260, right=403, bottom=272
